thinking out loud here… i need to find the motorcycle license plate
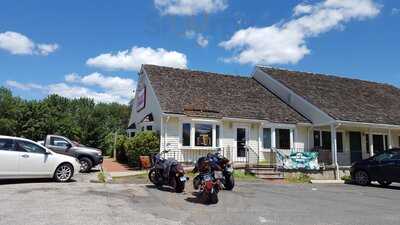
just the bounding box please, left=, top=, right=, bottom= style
left=180, top=176, right=187, bottom=182
left=214, top=171, right=223, bottom=179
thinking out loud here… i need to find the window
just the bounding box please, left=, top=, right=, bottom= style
left=337, top=132, right=343, bottom=152
left=50, top=137, right=69, bottom=147
left=182, top=123, right=191, bottom=147
left=276, top=129, right=290, bottom=149
left=322, top=131, right=331, bottom=150
left=263, top=128, right=272, bottom=149
left=216, top=125, right=220, bottom=147
left=314, top=131, right=321, bottom=148
left=16, top=140, right=46, bottom=154
left=0, top=138, right=14, bottom=151
left=146, top=125, right=152, bottom=131
left=195, top=124, right=212, bottom=147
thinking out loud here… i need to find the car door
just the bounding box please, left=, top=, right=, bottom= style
left=391, top=153, right=400, bottom=182
left=0, top=138, right=19, bottom=178
left=46, top=136, right=73, bottom=156
left=16, top=140, right=55, bottom=177
left=373, top=152, right=396, bottom=181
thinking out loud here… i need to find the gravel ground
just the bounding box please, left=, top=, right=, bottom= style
left=0, top=172, right=399, bottom=225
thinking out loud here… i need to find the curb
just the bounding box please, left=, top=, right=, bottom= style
left=311, top=180, right=345, bottom=184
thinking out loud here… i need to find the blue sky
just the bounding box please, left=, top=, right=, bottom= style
left=0, top=0, right=399, bottom=104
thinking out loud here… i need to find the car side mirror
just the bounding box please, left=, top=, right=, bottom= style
left=45, top=149, right=52, bottom=155
left=66, top=143, right=72, bottom=150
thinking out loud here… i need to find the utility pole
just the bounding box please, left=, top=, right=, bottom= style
left=113, top=131, right=117, bottom=161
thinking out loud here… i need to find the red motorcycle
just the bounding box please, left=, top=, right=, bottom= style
left=192, top=157, right=222, bottom=204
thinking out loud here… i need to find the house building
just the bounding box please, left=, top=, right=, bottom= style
left=128, top=64, right=400, bottom=174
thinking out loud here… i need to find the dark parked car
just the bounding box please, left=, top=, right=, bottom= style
left=41, top=135, right=103, bottom=173
left=351, top=149, right=400, bottom=187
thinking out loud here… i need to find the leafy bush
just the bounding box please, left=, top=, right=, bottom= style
left=125, top=131, right=160, bottom=166
left=104, top=133, right=128, bottom=162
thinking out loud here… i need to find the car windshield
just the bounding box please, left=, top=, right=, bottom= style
left=373, top=152, right=395, bottom=161
left=72, top=141, right=85, bottom=147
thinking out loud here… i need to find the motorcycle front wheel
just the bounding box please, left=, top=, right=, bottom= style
left=174, top=176, right=185, bottom=193
left=148, top=169, right=163, bottom=187
left=209, top=191, right=219, bottom=204
left=224, top=174, right=235, bottom=190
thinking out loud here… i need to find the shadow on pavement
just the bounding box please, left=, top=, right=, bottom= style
left=0, top=178, right=77, bottom=186
left=345, top=182, right=400, bottom=190
left=184, top=192, right=214, bottom=205
left=145, top=184, right=176, bottom=192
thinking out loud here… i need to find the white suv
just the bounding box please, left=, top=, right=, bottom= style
left=0, top=136, right=80, bottom=182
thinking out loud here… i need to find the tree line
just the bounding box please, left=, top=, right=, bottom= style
left=0, top=87, right=130, bottom=152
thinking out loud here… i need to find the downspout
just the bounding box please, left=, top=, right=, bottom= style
left=332, top=122, right=342, bottom=180
left=163, top=116, right=170, bottom=152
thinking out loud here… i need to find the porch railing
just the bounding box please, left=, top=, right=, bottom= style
left=161, top=147, right=333, bottom=168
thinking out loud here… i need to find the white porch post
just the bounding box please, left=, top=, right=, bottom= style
left=369, top=133, right=374, bottom=156
left=330, top=124, right=339, bottom=180
left=290, top=129, right=294, bottom=150
left=271, top=128, right=276, bottom=149
left=388, top=129, right=393, bottom=149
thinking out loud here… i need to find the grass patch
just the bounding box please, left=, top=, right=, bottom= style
left=341, top=175, right=352, bottom=183
left=286, top=174, right=312, bottom=183
left=234, top=170, right=257, bottom=181
left=97, top=171, right=107, bottom=183
left=111, top=172, right=148, bottom=184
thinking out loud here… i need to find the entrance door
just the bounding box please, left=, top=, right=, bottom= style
left=373, top=135, right=385, bottom=154
left=236, top=127, right=247, bottom=160
left=349, top=132, right=363, bottom=163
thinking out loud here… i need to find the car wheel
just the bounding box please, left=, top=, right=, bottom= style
left=378, top=180, right=392, bottom=187
left=79, top=157, right=93, bottom=173
left=54, top=163, right=74, bottom=182
left=354, top=170, right=370, bottom=186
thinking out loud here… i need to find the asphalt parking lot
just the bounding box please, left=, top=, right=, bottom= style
left=0, top=173, right=399, bottom=225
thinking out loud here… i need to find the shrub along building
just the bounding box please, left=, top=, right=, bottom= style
left=128, top=64, right=400, bottom=178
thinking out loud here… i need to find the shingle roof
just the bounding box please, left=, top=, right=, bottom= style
left=143, top=65, right=309, bottom=124
left=260, top=67, right=400, bottom=125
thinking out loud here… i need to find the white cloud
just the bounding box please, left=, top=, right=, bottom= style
left=0, top=31, right=58, bottom=56
left=185, top=30, right=196, bottom=39
left=6, top=80, right=44, bottom=91
left=86, top=46, right=188, bottom=71
left=392, top=8, right=400, bottom=15
left=220, top=0, right=381, bottom=65
left=65, top=72, right=136, bottom=99
left=293, top=3, right=313, bottom=16
left=154, top=0, right=228, bottom=16
left=36, top=43, right=59, bottom=56
left=196, top=34, right=209, bottom=47
left=5, top=73, right=136, bottom=104
left=185, top=30, right=209, bottom=48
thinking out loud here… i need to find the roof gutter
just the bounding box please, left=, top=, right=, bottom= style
left=336, top=120, right=400, bottom=129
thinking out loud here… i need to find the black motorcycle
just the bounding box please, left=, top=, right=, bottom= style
left=192, top=156, right=222, bottom=204
left=148, top=150, right=188, bottom=193
left=194, top=152, right=235, bottom=191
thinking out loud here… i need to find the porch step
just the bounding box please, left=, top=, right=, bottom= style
left=250, top=164, right=276, bottom=169
left=245, top=167, right=284, bottom=180
left=256, top=174, right=284, bottom=180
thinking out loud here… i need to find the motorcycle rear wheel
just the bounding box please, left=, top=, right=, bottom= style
left=209, top=192, right=219, bottom=204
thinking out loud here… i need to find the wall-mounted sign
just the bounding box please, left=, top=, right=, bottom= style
left=136, top=87, right=146, bottom=112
